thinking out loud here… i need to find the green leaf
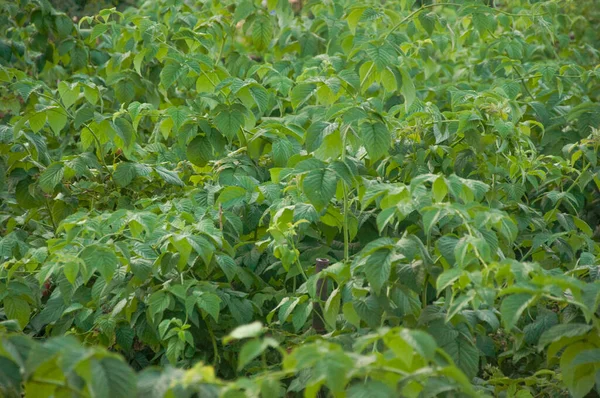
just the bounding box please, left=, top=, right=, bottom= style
left=4, top=296, right=30, bottom=329
left=90, top=24, right=109, bottom=41
left=291, top=83, right=317, bottom=110
left=365, top=42, right=396, bottom=72
left=70, top=45, right=88, bottom=70
left=160, top=62, right=186, bottom=89
left=272, top=139, right=295, bottom=167
left=417, top=12, right=436, bottom=35
left=252, top=15, right=273, bottom=51
left=500, top=294, right=535, bottom=330
left=472, top=12, right=496, bottom=35
left=431, top=322, right=479, bottom=379
left=216, top=254, right=238, bottom=281
left=187, top=135, right=213, bottom=167
left=400, top=67, right=415, bottom=111
left=155, top=166, right=184, bottom=186
left=55, top=15, right=74, bottom=38
left=249, top=85, right=269, bottom=113
left=238, top=339, right=266, bottom=370
left=324, top=288, right=341, bottom=330
left=380, top=67, right=397, bottom=92
left=38, top=162, right=64, bottom=193
left=217, top=186, right=247, bottom=209
left=524, top=311, right=558, bottom=345
left=74, top=104, right=94, bottom=129
left=167, top=106, right=190, bottom=134
left=148, top=291, right=171, bottom=322
left=80, top=245, right=119, bottom=282
left=363, top=248, right=392, bottom=293
left=234, top=0, right=254, bottom=22
left=347, top=381, right=394, bottom=398
left=422, top=207, right=447, bottom=236
left=112, top=118, right=135, bottom=154
left=114, top=162, right=137, bottom=187
left=353, top=296, right=382, bottom=328
left=114, top=79, right=134, bottom=103
left=360, top=122, right=391, bottom=161
left=571, top=348, right=600, bottom=367
left=538, top=324, right=593, bottom=349
left=302, top=168, right=338, bottom=210
left=196, top=293, right=221, bottom=322
left=390, top=286, right=421, bottom=317
left=89, top=357, right=136, bottom=398
left=214, top=106, right=245, bottom=140
left=292, top=301, right=313, bottom=331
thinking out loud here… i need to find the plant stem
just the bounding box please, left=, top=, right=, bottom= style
left=44, top=197, right=57, bottom=235
left=341, top=125, right=350, bottom=263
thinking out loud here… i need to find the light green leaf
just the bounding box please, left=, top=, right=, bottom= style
left=400, top=67, right=415, bottom=111
left=47, top=108, right=68, bottom=135
left=324, top=288, right=341, bottom=330
left=436, top=267, right=462, bottom=292
left=225, top=321, right=264, bottom=342
left=90, top=24, right=109, bottom=41
left=63, top=261, right=80, bottom=285
left=38, top=162, right=64, bottom=193
left=29, top=111, right=47, bottom=133
left=342, top=302, right=361, bottom=328
left=346, top=7, right=367, bottom=35
left=432, top=176, right=448, bottom=202
left=58, top=82, right=78, bottom=109
left=380, top=67, right=397, bottom=92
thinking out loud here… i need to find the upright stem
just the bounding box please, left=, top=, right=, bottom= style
left=44, top=197, right=57, bottom=235
left=343, top=185, right=349, bottom=263
left=312, top=258, right=330, bottom=334
left=341, top=125, right=350, bottom=263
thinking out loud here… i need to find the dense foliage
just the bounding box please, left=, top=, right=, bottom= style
left=1, top=0, right=600, bottom=396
